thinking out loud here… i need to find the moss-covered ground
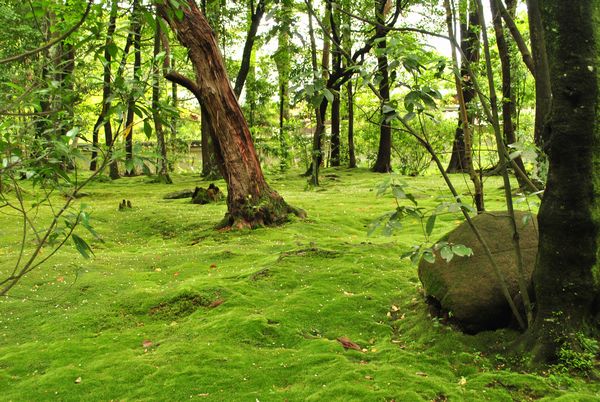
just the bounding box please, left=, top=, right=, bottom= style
left=0, top=168, right=598, bottom=401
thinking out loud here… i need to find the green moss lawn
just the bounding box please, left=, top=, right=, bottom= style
left=1, top=168, right=598, bottom=401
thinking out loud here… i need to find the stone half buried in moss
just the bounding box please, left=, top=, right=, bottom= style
left=418, top=211, right=538, bottom=334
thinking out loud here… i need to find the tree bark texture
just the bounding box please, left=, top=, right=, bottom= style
left=520, top=0, right=599, bottom=363
left=158, top=0, right=303, bottom=227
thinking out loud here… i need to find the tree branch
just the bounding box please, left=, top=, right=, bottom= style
left=0, top=0, right=93, bottom=65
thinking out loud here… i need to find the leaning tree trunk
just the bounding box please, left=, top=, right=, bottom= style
left=518, top=0, right=599, bottom=364
left=157, top=0, right=304, bottom=228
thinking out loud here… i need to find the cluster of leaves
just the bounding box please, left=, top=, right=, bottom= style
left=368, top=174, right=473, bottom=265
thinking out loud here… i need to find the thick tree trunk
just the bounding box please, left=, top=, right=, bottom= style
left=518, top=0, right=599, bottom=364
left=158, top=0, right=303, bottom=228
left=200, top=104, right=222, bottom=179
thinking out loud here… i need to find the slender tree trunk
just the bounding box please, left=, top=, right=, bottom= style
left=444, top=0, right=484, bottom=212
left=490, top=0, right=528, bottom=190
left=371, top=0, right=392, bottom=173
left=233, top=0, right=266, bottom=98
left=527, top=0, right=551, bottom=149
left=90, top=0, right=118, bottom=173
left=304, top=0, right=329, bottom=183
left=152, top=7, right=172, bottom=184
left=274, top=0, right=292, bottom=171
left=124, top=0, right=141, bottom=175
left=157, top=0, right=304, bottom=228
left=347, top=80, right=356, bottom=168
left=518, top=0, right=599, bottom=364
left=328, top=0, right=342, bottom=167
left=446, top=2, right=479, bottom=174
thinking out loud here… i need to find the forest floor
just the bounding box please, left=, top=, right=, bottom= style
left=0, top=168, right=599, bottom=401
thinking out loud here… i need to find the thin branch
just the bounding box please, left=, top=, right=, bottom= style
left=0, top=0, right=94, bottom=65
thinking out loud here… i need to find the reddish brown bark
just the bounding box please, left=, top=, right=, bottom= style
left=158, top=1, right=303, bottom=228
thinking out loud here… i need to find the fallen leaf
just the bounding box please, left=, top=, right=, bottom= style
left=209, top=299, right=224, bottom=308
left=365, top=375, right=374, bottom=380
left=416, top=371, right=428, bottom=377
left=209, top=263, right=217, bottom=269
left=343, top=291, right=354, bottom=296
left=391, top=305, right=400, bottom=312
left=142, top=340, right=153, bottom=348
left=56, top=276, right=65, bottom=283
left=458, top=376, right=467, bottom=386
left=154, top=268, right=162, bottom=272
left=74, top=377, right=82, bottom=384
left=173, top=272, right=180, bottom=277
left=336, top=337, right=362, bottom=351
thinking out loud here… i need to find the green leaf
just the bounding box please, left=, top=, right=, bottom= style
left=452, top=244, right=473, bottom=257
left=426, top=214, right=436, bottom=236
left=440, top=245, right=453, bottom=262
left=422, top=250, right=435, bottom=264
left=143, top=119, right=153, bottom=139
left=72, top=234, right=94, bottom=259
left=322, top=88, right=334, bottom=103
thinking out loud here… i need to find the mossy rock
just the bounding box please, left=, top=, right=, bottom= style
left=418, top=211, right=538, bottom=333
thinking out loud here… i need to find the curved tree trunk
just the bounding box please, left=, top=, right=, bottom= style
left=158, top=0, right=304, bottom=228
left=518, top=0, right=599, bottom=364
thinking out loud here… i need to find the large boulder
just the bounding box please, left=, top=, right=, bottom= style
left=418, top=211, right=538, bottom=333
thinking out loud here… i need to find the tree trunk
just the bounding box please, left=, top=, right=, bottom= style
left=233, top=0, right=266, bottom=98
left=527, top=0, right=551, bottom=149
left=347, top=80, right=356, bottom=168
left=274, top=0, right=292, bottom=171
left=518, top=0, right=599, bottom=364
left=446, top=2, right=479, bottom=174
left=328, top=0, right=342, bottom=167
left=124, top=0, right=141, bottom=175
left=371, top=0, right=392, bottom=173
left=90, top=0, right=118, bottom=173
left=490, top=0, right=529, bottom=190
left=158, top=0, right=304, bottom=228
left=201, top=104, right=222, bottom=179
left=152, top=7, right=172, bottom=184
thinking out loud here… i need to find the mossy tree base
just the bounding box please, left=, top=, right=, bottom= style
left=217, top=190, right=306, bottom=229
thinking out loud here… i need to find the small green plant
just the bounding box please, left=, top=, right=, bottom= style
left=369, top=174, right=474, bottom=264
left=556, top=333, right=599, bottom=373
